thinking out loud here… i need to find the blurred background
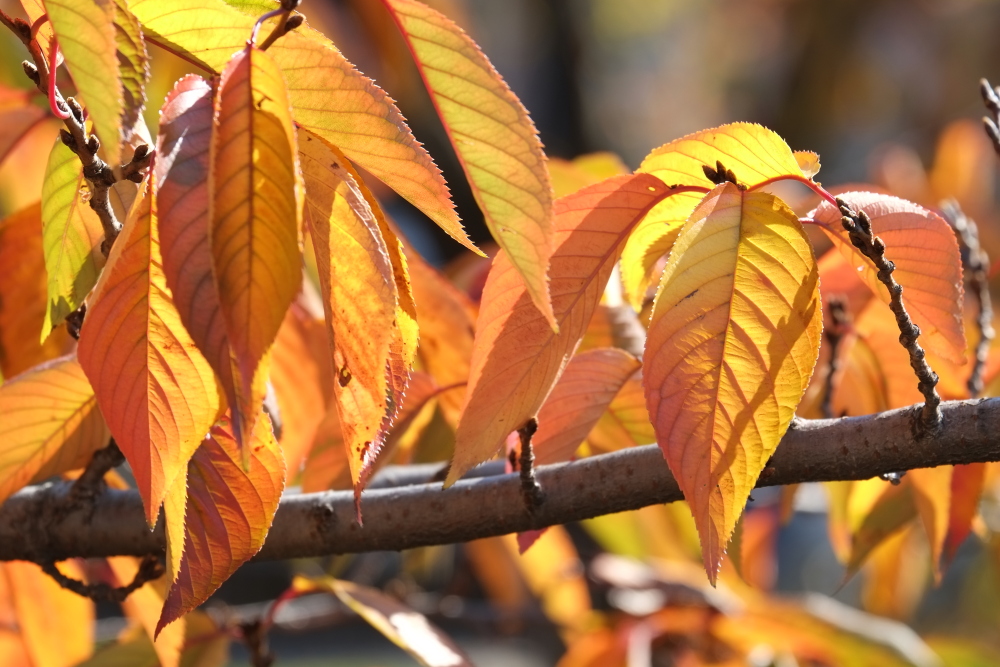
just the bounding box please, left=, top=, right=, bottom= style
left=4, top=0, right=1000, bottom=665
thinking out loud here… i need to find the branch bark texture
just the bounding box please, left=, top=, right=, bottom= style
left=0, top=398, right=997, bottom=563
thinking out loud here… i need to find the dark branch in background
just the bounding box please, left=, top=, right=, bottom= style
left=0, top=10, right=153, bottom=257
left=820, top=296, right=850, bottom=420
left=1, top=397, right=998, bottom=563
left=941, top=200, right=994, bottom=398
left=41, top=554, right=163, bottom=602
left=837, top=198, right=942, bottom=429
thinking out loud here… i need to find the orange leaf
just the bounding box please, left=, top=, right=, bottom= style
left=638, top=122, right=813, bottom=190
left=533, top=348, right=641, bottom=465
left=644, top=184, right=822, bottom=582
left=298, top=130, right=401, bottom=500
left=0, top=355, right=109, bottom=505
left=810, top=191, right=966, bottom=364
left=78, top=178, right=220, bottom=524
left=587, top=373, right=655, bottom=454
left=130, top=0, right=474, bottom=253
left=944, top=462, right=986, bottom=565
left=107, top=557, right=184, bottom=667
left=909, top=466, right=952, bottom=582
left=0, top=84, right=46, bottom=168
left=447, top=173, right=672, bottom=484
left=156, top=75, right=245, bottom=440
left=409, top=249, right=477, bottom=426
left=548, top=152, right=630, bottom=199
left=157, top=413, right=285, bottom=635
left=300, top=406, right=349, bottom=493
left=293, top=576, right=474, bottom=667
left=211, top=44, right=303, bottom=452
left=270, top=302, right=332, bottom=478
left=384, top=0, right=555, bottom=326
left=0, top=204, right=70, bottom=379
left=3, top=560, right=94, bottom=667
left=845, top=481, right=917, bottom=575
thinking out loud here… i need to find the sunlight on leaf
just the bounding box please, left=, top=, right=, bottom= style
left=448, top=173, right=672, bottom=484
left=0, top=84, right=47, bottom=168
left=644, top=183, right=822, bottom=582
left=107, top=557, right=184, bottom=667
left=113, top=0, right=150, bottom=139
left=0, top=355, right=109, bottom=505
left=78, top=177, right=219, bottom=526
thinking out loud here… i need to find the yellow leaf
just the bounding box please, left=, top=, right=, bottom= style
left=40, top=139, right=106, bottom=338
left=298, top=130, right=400, bottom=499
left=157, top=413, right=285, bottom=635
left=107, top=557, right=184, bottom=667
left=794, top=151, right=821, bottom=179
left=549, top=152, right=629, bottom=199
left=113, top=0, right=151, bottom=139
left=384, top=0, right=555, bottom=326
left=644, top=183, right=822, bottom=582
left=211, top=44, right=303, bottom=452
left=447, top=173, right=672, bottom=484
left=78, top=177, right=219, bottom=525
left=638, top=122, right=812, bottom=190
left=0, top=356, right=109, bottom=505
left=44, top=0, right=124, bottom=166
left=909, top=466, right=952, bottom=582
left=130, top=0, right=474, bottom=253
left=0, top=204, right=71, bottom=379
left=3, top=561, right=94, bottom=667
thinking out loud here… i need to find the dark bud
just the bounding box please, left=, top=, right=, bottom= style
left=280, top=0, right=301, bottom=10
left=67, top=98, right=85, bottom=124
left=11, top=17, right=32, bottom=41
left=87, top=135, right=100, bottom=153
left=284, top=14, right=304, bottom=32
left=702, top=164, right=718, bottom=181
left=21, top=60, right=40, bottom=85
left=59, top=129, right=76, bottom=150
left=132, top=144, right=149, bottom=160
left=126, top=171, right=144, bottom=183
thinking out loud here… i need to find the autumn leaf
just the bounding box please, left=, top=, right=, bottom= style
left=78, top=177, right=219, bottom=525
left=548, top=152, right=630, bottom=198
left=447, top=173, right=672, bottom=484
left=637, top=122, right=814, bottom=190
left=270, top=301, right=332, bottom=477
left=0, top=83, right=47, bottom=167
left=300, top=405, right=349, bottom=493
left=298, top=130, right=400, bottom=501
left=944, top=462, right=986, bottom=566
left=810, top=191, right=966, bottom=364
left=533, top=348, right=641, bottom=465
left=383, top=0, right=555, bottom=326
left=909, top=466, right=951, bottom=582
left=130, top=0, right=475, bottom=253
left=113, top=0, right=150, bottom=138
left=845, top=481, right=917, bottom=576
left=0, top=355, right=109, bottom=505
left=211, top=44, right=303, bottom=451
left=0, top=204, right=70, bottom=379
left=293, top=576, right=474, bottom=667
left=644, top=183, right=822, bottom=582
left=40, top=139, right=105, bottom=338
left=3, top=560, right=94, bottom=667
left=43, top=0, right=124, bottom=166
left=587, top=373, right=655, bottom=454
left=157, top=413, right=285, bottom=636
left=107, top=557, right=184, bottom=667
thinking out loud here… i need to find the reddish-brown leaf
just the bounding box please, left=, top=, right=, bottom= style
left=0, top=84, right=46, bottom=168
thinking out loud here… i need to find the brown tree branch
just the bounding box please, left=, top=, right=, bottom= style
left=0, top=397, right=997, bottom=563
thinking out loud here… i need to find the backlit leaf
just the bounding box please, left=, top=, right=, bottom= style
left=107, top=557, right=184, bottom=667
left=447, top=173, right=672, bottom=484
left=113, top=0, right=150, bottom=138
left=0, top=355, right=109, bottom=505
left=300, top=405, right=349, bottom=493
left=0, top=204, right=70, bottom=378
left=587, top=373, right=655, bottom=453
left=156, top=75, right=243, bottom=441
left=644, top=183, right=822, bottom=582
left=944, top=462, right=986, bottom=565
left=44, top=0, right=124, bottom=166
left=298, top=130, right=398, bottom=499
left=533, top=348, right=641, bottom=465
left=638, top=122, right=812, bottom=190
left=40, top=139, right=105, bottom=338
left=78, top=177, right=219, bottom=525
left=293, top=576, right=473, bottom=667
left=211, top=44, right=303, bottom=451
left=909, top=466, right=952, bottom=582
left=3, top=560, right=94, bottom=667
left=846, top=481, right=917, bottom=575
left=810, top=191, right=966, bottom=364
left=409, top=249, right=476, bottom=426
left=0, top=84, right=46, bottom=167
left=156, top=413, right=285, bottom=635
left=130, top=0, right=474, bottom=252
left=384, top=0, right=555, bottom=326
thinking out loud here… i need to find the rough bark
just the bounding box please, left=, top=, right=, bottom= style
left=0, top=398, right=997, bottom=562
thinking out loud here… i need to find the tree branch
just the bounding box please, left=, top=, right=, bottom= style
left=0, top=398, right=997, bottom=563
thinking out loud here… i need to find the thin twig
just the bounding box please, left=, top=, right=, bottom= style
left=836, top=198, right=942, bottom=430
left=41, top=554, right=163, bottom=602
left=68, top=439, right=125, bottom=506
left=517, top=418, right=544, bottom=511
left=820, top=297, right=850, bottom=420
left=941, top=200, right=994, bottom=398
left=255, top=0, right=303, bottom=51
left=239, top=619, right=274, bottom=667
